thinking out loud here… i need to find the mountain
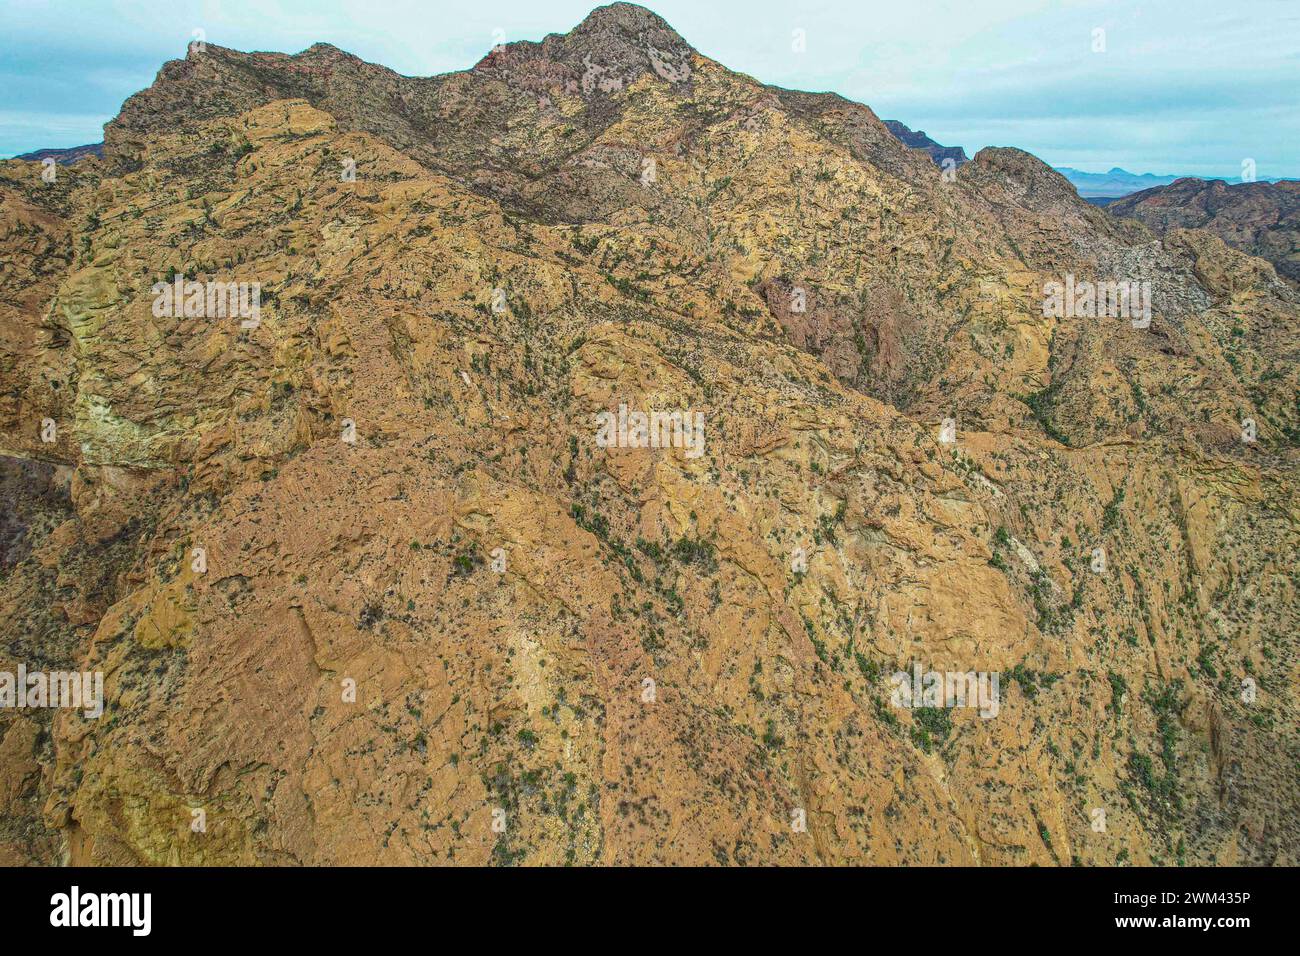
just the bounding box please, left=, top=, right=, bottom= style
left=12, top=143, right=104, bottom=165
left=1109, top=178, right=1300, bottom=287
left=1, top=2, right=1297, bottom=866
left=882, top=120, right=969, bottom=167
left=1054, top=167, right=1182, bottom=200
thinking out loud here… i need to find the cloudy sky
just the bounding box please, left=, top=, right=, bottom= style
left=2, top=0, right=1297, bottom=178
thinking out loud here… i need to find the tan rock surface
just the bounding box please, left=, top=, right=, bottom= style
left=1, top=3, right=1296, bottom=866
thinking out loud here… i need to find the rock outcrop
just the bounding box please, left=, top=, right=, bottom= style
left=1110, top=178, right=1300, bottom=287
left=883, top=120, right=969, bottom=168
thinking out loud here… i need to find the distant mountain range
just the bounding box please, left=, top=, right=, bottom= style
left=13, top=143, right=103, bottom=165
left=1052, top=167, right=1182, bottom=200
left=1061, top=168, right=1296, bottom=204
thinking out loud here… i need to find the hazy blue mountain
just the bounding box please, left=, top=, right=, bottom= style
left=1053, top=166, right=1182, bottom=199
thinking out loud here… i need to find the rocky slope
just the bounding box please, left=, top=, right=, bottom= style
left=1110, top=178, right=1300, bottom=287
left=1, top=2, right=1297, bottom=866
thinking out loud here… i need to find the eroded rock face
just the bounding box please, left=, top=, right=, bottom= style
left=1109, top=178, right=1300, bottom=288
left=882, top=120, right=969, bottom=168
left=1, top=3, right=1297, bottom=866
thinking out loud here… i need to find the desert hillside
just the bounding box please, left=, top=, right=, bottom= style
left=1109, top=177, right=1300, bottom=288
left=1, top=3, right=1297, bottom=866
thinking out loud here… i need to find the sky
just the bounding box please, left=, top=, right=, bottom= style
left=1, top=0, right=1297, bottom=178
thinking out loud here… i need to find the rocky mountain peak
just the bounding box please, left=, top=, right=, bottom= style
left=475, top=2, right=694, bottom=90
left=572, top=1, right=682, bottom=39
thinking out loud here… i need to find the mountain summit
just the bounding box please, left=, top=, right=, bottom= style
left=476, top=2, right=696, bottom=99
left=486, top=0, right=693, bottom=63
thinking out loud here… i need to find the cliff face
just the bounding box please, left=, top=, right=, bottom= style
left=882, top=120, right=969, bottom=168
left=1109, top=178, right=1300, bottom=287
left=1, top=3, right=1297, bottom=866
